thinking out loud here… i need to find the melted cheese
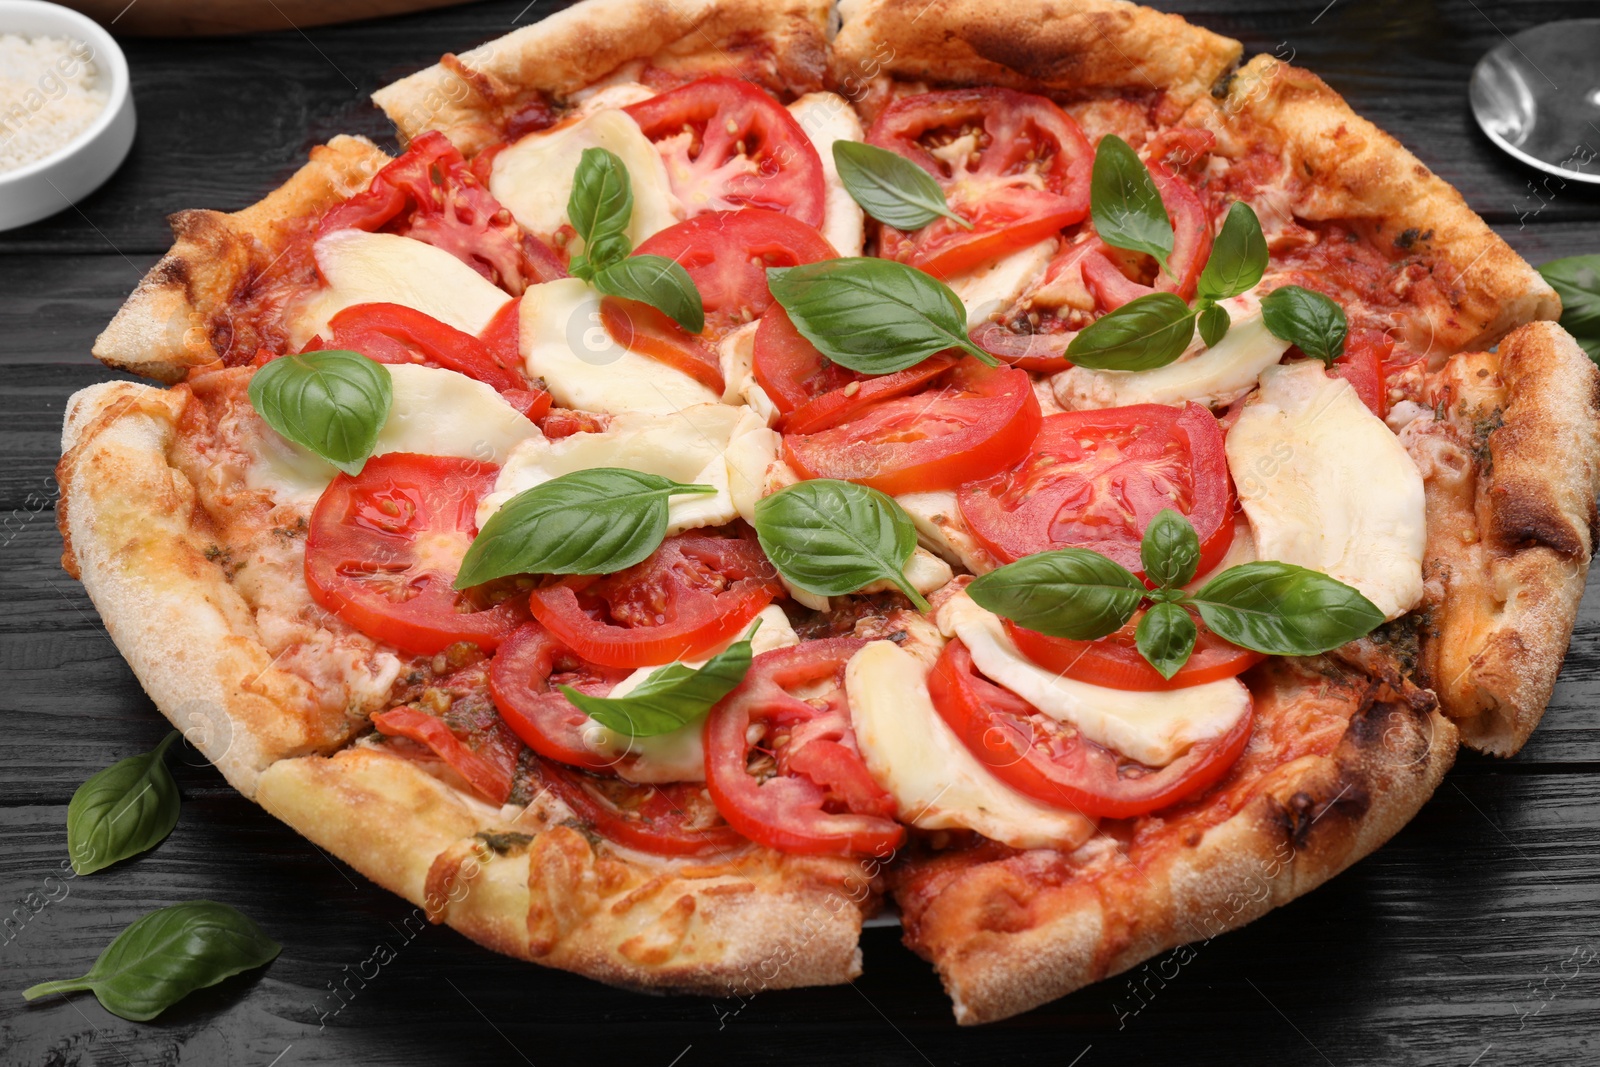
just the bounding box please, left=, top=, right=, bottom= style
left=895, top=490, right=998, bottom=574
left=938, top=594, right=1251, bottom=767
left=1225, top=360, right=1426, bottom=620
left=787, top=92, right=864, bottom=256
left=518, top=278, right=721, bottom=414
left=846, top=640, right=1096, bottom=850
left=946, top=239, right=1058, bottom=328
left=859, top=547, right=954, bottom=597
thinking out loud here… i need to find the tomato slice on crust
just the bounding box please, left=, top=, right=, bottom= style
left=1332, top=326, right=1393, bottom=418
left=1005, top=612, right=1264, bottom=692
left=311, top=302, right=530, bottom=395
left=535, top=761, right=748, bottom=857
left=600, top=296, right=725, bottom=393
left=489, top=621, right=634, bottom=770
left=1080, top=156, right=1213, bottom=309
left=371, top=699, right=523, bottom=806
left=780, top=354, right=956, bottom=436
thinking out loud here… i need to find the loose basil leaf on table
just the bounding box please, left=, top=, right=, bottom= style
left=766, top=258, right=996, bottom=374
left=593, top=254, right=706, bottom=335
left=1140, top=508, right=1201, bottom=590
left=832, top=141, right=972, bottom=232
left=753, top=478, right=931, bottom=611
left=1537, top=254, right=1600, bottom=361
left=1135, top=601, right=1198, bottom=680
left=1259, top=284, right=1348, bottom=364
left=566, top=146, right=634, bottom=277
left=561, top=629, right=757, bottom=738
left=1189, top=561, right=1385, bottom=655
left=1090, top=133, right=1174, bottom=272
left=66, top=731, right=181, bottom=876
left=246, top=349, right=391, bottom=475
left=966, top=549, right=1145, bottom=641
left=454, top=468, right=716, bottom=588
left=1196, top=201, right=1268, bottom=305
left=1065, top=292, right=1196, bottom=371
left=22, top=901, right=280, bottom=1022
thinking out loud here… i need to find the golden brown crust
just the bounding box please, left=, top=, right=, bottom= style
left=92, top=135, right=389, bottom=383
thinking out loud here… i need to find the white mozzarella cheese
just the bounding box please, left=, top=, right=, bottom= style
left=860, top=547, right=954, bottom=597
left=489, top=107, right=681, bottom=249
left=716, top=320, right=760, bottom=407
left=569, top=81, right=656, bottom=116
left=1183, top=515, right=1256, bottom=592
left=938, top=594, right=1251, bottom=767
left=1225, top=360, right=1426, bottom=620
left=518, top=278, right=721, bottom=414
left=895, top=490, right=998, bottom=575
left=292, top=230, right=513, bottom=345
left=945, top=239, right=1058, bottom=329
left=787, top=92, right=864, bottom=256
left=1052, top=289, right=1288, bottom=410
left=846, top=640, right=1097, bottom=850
left=245, top=363, right=538, bottom=506
left=722, top=420, right=829, bottom=611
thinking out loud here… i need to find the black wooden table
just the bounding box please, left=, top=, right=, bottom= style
left=3, top=2, right=1598, bottom=1064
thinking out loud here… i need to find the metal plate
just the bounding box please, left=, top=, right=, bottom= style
left=1469, top=18, right=1600, bottom=184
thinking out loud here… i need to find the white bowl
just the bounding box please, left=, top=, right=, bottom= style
left=0, top=0, right=134, bottom=231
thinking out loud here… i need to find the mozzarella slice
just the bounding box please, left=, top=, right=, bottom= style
left=787, top=92, right=864, bottom=256
left=946, top=239, right=1058, bottom=329
left=895, top=490, right=998, bottom=575
left=1052, top=289, right=1288, bottom=410
left=292, top=230, right=513, bottom=345
left=938, top=594, right=1251, bottom=767
left=518, top=279, right=721, bottom=414
left=859, top=547, right=954, bottom=597
left=478, top=402, right=743, bottom=533
left=846, top=640, right=1097, bottom=850
left=245, top=364, right=538, bottom=506
left=717, top=320, right=760, bottom=407
left=1225, top=360, right=1426, bottom=620
left=489, top=107, right=680, bottom=250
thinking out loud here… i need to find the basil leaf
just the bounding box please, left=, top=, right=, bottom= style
left=247, top=350, right=391, bottom=475
left=454, top=468, right=716, bottom=588
left=1140, top=509, right=1200, bottom=589
left=561, top=631, right=755, bottom=738
left=22, top=901, right=280, bottom=1022
left=1190, top=561, right=1384, bottom=655
left=593, top=254, right=705, bottom=335
left=1136, top=602, right=1197, bottom=680
left=753, top=478, right=930, bottom=611
left=1197, top=302, right=1231, bottom=348
left=1091, top=134, right=1173, bottom=271
left=567, top=147, right=634, bottom=275
left=1066, top=292, right=1196, bottom=370
left=1538, top=254, right=1600, bottom=361
left=833, top=141, right=972, bottom=232
left=1197, top=201, right=1267, bottom=303
left=766, top=258, right=994, bottom=374
left=966, top=549, right=1144, bottom=641
left=66, top=731, right=181, bottom=876
left=1260, top=285, right=1348, bottom=364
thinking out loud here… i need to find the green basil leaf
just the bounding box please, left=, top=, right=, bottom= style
left=1260, top=285, right=1348, bottom=364
left=67, top=731, right=181, bottom=876
left=1197, top=201, right=1267, bottom=303
left=766, top=258, right=994, bottom=374
left=1190, top=561, right=1384, bottom=655
left=753, top=478, right=930, bottom=611
left=1066, top=292, right=1196, bottom=370
left=1140, top=508, right=1200, bottom=589
left=561, top=630, right=755, bottom=738
left=567, top=147, right=634, bottom=273
left=1197, top=301, right=1231, bottom=348
left=1135, top=602, right=1197, bottom=680
left=966, top=549, right=1144, bottom=641
left=454, top=468, right=716, bottom=588
left=1538, top=254, right=1600, bottom=362
left=23, top=901, right=280, bottom=1022
left=1091, top=134, right=1173, bottom=271
left=593, top=254, right=706, bottom=335
left=246, top=349, right=391, bottom=475
left=832, top=141, right=972, bottom=232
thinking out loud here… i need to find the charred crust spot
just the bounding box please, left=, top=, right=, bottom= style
left=1276, top=783, right=1370, bottom=848
left=1395, top=227, right=1433, bottom=250
left=1487, top=485, right=1587, bottom=557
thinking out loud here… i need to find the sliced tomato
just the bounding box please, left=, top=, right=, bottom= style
left=703, top=639, right=905, bottom=855
left=783, top=358, right=1041, bottom=495
left=969, top=320, right=1073, bottom=374
left=781, top=355, right=956, bottom=436
left=1080, top=160, right=1213, bottom=308
left=866, top=88, right=1092, bottom=277
left=316, top=130, right=565, bottom=295
left=633, top=209, right=836, bottom=337
left=1005, top=611, right=1265, bottom=692
left=1332, top=327, right=1393, bottom=418
left=625, top=77, right=826, bottom=227
left=527, top=534, right=782, bottom=669
left=956, top=402, right=1235, bottom=574
left=371, top=706, right=522, bottom=805
left=479, top=298, right=524, bottom=372
left=600, top=296, right=724, bottom=392
left=536, top=761, right=748, bottom=857
left=305, top=453, right=528, bottom=656
left=928, top=639, right=1253, bottom=819
left=489, top=621, right=633, bottom=770
left=313, top=302, right=527, bottom=394
left=752, top=304, right=860, bottom=414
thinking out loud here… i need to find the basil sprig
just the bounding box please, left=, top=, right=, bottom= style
left=67, top=732, right=181, bottom=876
left=562, top=627, right=757, bottom=738
left=967, top=508, right=1384, bottom=678
left=1260, top=284, right=1348, bottom=364
left=454, top=468, right=715, bottom=588
left=565, top=147, right=705, bottom=333
left=1538, top=255, right=1600, bottom=361
left=23, top=901, right=280, bottom=1021
left=833, top=141, right=972, bottom=233
left=247, top=349, right=391, bottom=475
left=767, top=259, right=997, bottom=374
left=1091, top=134, right=1174, bottom=272
left=1065, top=292, right=1196, bottom=371
left=1194, top=200, right=1268, bottom=346
left=753, top=478, right=931, bottom=611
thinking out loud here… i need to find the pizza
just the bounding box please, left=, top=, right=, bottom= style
left=55, top=0, right=1600, bottom=1024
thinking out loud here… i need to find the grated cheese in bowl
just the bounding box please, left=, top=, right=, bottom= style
left=0, top=33, right=108, bottom=173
